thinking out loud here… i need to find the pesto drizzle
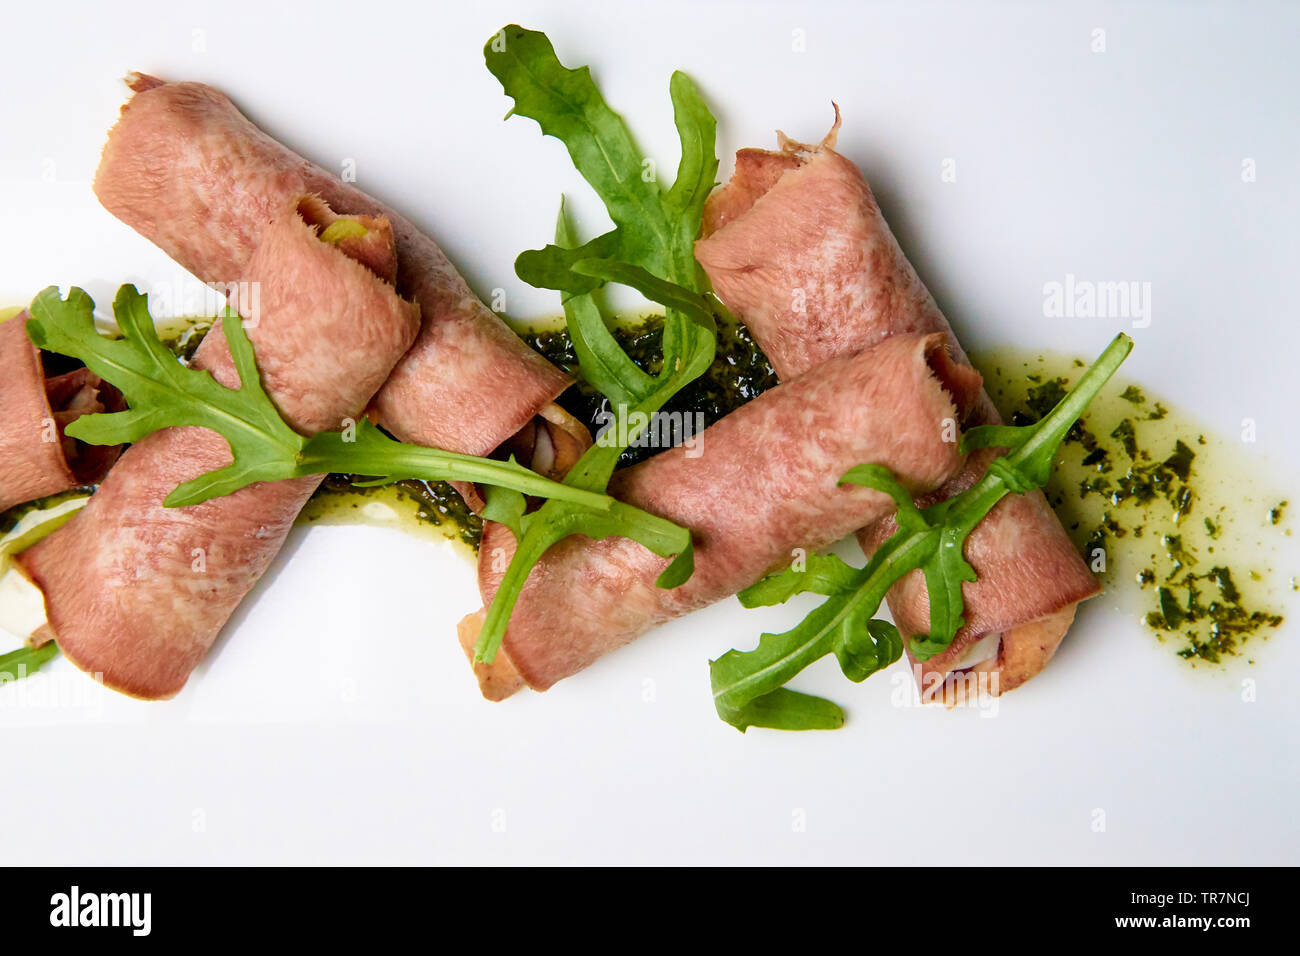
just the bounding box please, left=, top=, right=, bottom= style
left=521, top=313, right=777, bottom=466
left=987, top=355, right=1287, bottom=664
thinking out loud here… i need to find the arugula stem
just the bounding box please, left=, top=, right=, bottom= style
left=475, top=521, right=565, bottom=662
left=296, top=434, right=616, bottom=511
left=999, top=332, right=1134, bottom=468
left=0, top=641, right=59, bottom=681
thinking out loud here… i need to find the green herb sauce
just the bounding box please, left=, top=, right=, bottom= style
left=299, top=475, right=484, bottom=551
left=519, top=313, right=777, bottom=466
left=978, top=348, right=1290, bottom=666
left=154, top=315, right=214, bottom=364
left=305, top=313, right=776, bottom=552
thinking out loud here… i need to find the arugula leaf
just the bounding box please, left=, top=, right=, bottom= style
left=26, top=285, right=640, bottom=515
left=470, top=214, right=718, bottom=665
left=712, top=332, right=1134, bottom=732
left=0, top=642, right=59, bottom=682
left=481, top=463, right=528, bottom=539
left=840, top=465, right=979, bottom=656
left=711, top=538, right=910, bottom=731
left=476, top=494, right=696, bottom=665
left=471, top=27, right=723, bottom=666
left=571, top=259, right=720, bottom=394
left=486, top=25, right=716, bottom=296
left=556, top=200, right=653, bottom=406
left=738, top=552, right=860, bottom=607
left=29, top=285, right=302, bottom=504
left=716, top=688, right=846, bottom=733
left=838, top=619, right=904, bottom=683
left=663, top=71, right=721, bottom=241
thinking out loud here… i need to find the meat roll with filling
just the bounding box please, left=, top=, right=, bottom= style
left=695, top=115, right=1100, bottom=699
left=93, top=73, right=586, bottom=478
left=463, top=332, right=982, bottom=698
left=0, top=314, right=122, bottom=511
left=17, top=196, right=419, bottom=699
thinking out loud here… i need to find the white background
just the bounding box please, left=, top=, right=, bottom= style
left=1, top=0, right=1297, bottom=864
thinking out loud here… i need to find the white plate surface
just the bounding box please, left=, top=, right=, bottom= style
left=1, top=0, right=1296, bottom=864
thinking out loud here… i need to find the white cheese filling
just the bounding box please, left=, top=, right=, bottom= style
left=0, top=496, right=84, bottom=643
left=951, top=631, right=1002, bottom=670
left=0, top=565, right=49, bottom=644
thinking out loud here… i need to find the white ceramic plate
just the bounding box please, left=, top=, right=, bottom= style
left=1, top=0, right=1296, bottom=865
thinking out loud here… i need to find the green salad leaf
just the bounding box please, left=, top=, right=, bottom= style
left=711, top=332, right=1134, bottom=732
left=486, top=25, right=715, bottom=297
left=25, top=285, right=653, bottom=519
left=472, top=26, right=726, bottom=665
left=557, top=201, right=653, bottom=408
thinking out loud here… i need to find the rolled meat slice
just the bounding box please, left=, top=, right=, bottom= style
left=463, top=333, right=984, bottom=697
left=93, top=73, right=581, bottom=473
left=16, top=195, right=420, bottom=699
left=695, top=116, right=1101, bottom=699
left=0, top=314, right=122, bottom=512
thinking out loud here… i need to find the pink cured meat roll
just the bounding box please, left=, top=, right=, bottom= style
left=0, top=315, right=122, bottom=511
left=17, top=197, right=420, bottom=699
left=92, top=73, right=583, bottom=470
left=694, top=118, right=1101, bottom=699
left=463, top=333, right=984, bottom=698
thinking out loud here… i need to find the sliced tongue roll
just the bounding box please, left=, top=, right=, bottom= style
left=17, top=196, right=419, bottom=699
left=0, top=315, right=122, bottom=512
left=695, top=116, right=1100, bottom=700
left=464, top=333, right=983, bottom=697
left=92, top=73, right=582, bottom=481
